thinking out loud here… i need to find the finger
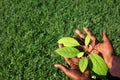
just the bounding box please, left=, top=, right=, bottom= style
left=103, top=32, right=110, bottom=42
left=64, top=58, right=79, bottom=69
left=64, top=58, right=72, bottom=66
left=54, top=64, right=69, bottom=73
left=64, top=58, right=75, bottom=68
left=75, top=29, right=85, bottom=39
left=59, top=44, right=63, bottom=48
left=55, top=64, right=84, bottom=80
left=83, top=27, right=96, bottom=41
left=91, top=49, right=99, bottom=54
left=83, top=68, right=90, bottom=78
left=71, top=58, right=79, bottom=65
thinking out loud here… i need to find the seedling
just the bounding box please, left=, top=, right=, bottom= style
left=55, top=34, right=108, bottom=79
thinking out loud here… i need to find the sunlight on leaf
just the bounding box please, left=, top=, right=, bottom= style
left=77, top=52, right=84, bottom=58
left=55, top=47, right=80, bottom=58
left=85, top=34, right=91, bottom=46
left=89, top=53, right=108, bottom=76
left=58, top=37, right=80, bottom=47
left=79, top=57, right=88, bottom=72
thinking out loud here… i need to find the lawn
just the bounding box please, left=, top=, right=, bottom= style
left=0, top=0, right=120, bottom=80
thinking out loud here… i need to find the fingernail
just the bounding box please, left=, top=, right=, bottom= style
left=54, top=64, right=58, bottom=67
left=75, top=29, right=80, bottom=33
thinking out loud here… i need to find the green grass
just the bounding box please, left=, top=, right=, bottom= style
left=0, top=0, right=120, bottom=80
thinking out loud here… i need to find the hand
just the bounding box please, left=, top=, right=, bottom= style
left=75, top=27, right=114, bottom=68
left=75, top=27, right=99, bottom=54
left=55, top=44, right=90, bottom=80
left=95, top=32, right=114, bottom=68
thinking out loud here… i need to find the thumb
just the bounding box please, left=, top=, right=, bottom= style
left=55, top=64, right=69, bottom=74
left=103, top=32, right=110, bottom=42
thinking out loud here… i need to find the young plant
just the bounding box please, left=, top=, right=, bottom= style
left=55, top=35, right=108, bottom=79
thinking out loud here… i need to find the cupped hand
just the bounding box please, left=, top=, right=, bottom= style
left=75, top=27, right=114, bottom=68
left=95, top=32, right=114, bottom=68
left=55, top=44, right=90, bottom=80
left=75, top=27, right=99, bottom=54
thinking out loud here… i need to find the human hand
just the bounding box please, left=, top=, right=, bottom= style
left=75, top=27, right=99, bottom=55
left=95, top=32, right=114, bottom=68
left=55, top=27, right=114, bottom=79
left=55, top=44, right=90, bottom=80
left=75, top=27, right=114, bottom=68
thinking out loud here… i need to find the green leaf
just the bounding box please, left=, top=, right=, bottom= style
left=79, top=57, right=88, bottom=72
left=89, top=53, right=108, bottom=76
left=55, top=47, right=80, bottom=58
left=58, top=37, right=80, bottom=47
left=77, top=52, right=84, bottom=58
left=85, top=34, right=91, bottom=46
